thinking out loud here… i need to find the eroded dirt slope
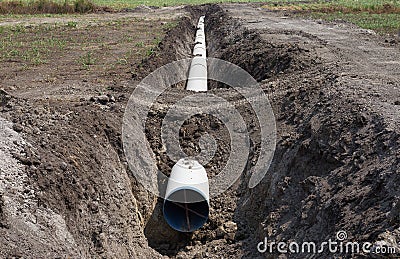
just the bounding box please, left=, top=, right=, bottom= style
left=223, top=3, right=400, bottom=258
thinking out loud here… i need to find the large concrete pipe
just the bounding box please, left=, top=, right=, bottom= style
left=163, top=17, right=210, bottom=232
left=163, top=158, right=209, bottom=232
left=186, top=16, right=207, bottom=92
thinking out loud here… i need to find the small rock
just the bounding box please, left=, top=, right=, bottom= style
left=216, top=226, right=226, bottom=238
left=12, top=153, right=32, bottom=166
left=107, top=94, right=115, bottom=102
left=12, top=123, right=23, bottom=132
left=45, top=164, right=53, bottom=171
left=210, top=121, right=220, bottom=130
left=60, top=162, right=68, bottom=171
left=394, top=100, right=400, bottom=105
left=224, top=221, right=237, bottom=233
left=89, top=201, right=99, bottom=213
left=97, top=95, right=109, bottom=105
left=32, top=127, right=40, bottom=135
left=359, top=155, right=366, bottom=163
left=225, top=232, right=235, bottom=241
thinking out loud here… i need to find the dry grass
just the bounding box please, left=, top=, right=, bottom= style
left=313, top=3, right=400, bottom=14
left=0, top=0, right=107, bottom=14
left=264, top=3, right=400, bottom=14
left=261, top=1, right=400, bottom=34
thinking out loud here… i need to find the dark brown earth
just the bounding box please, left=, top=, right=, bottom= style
left=0, top=3, right=399, bottom=258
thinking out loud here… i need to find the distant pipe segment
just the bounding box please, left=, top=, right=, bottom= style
left=163, top=16, right=210, bottom=232
left=186, top=16, right=207, bottom=92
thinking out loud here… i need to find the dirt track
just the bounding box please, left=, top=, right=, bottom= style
left=0, top=3, right=399, bottom=258
left=225, top=3, right=400, bottom=129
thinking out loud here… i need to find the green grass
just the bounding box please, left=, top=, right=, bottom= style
left=0, top=24, right=69, bottom=65
left=309, top=12, right=400, bottom=33
left=78, top=51, right=96, bottom=69
left=329, top=0, right=400, bottom=10
left=67, top=21, right=78, bottom=27
left=259, top=0, right=400, bottom=34
left=0, top=12, right=168, bottom=77
left=135, top=41, right=144, bottom=47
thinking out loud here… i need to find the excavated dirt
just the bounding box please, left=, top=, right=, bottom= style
left=0, top=3, right=399, bottom=258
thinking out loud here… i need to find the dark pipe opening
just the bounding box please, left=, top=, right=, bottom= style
left=163, top=188, right=209, bottom=232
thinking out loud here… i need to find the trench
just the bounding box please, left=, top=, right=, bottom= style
left=128, top=4, right=400, bottom=258
left=132, top=4, right=346, bottom=257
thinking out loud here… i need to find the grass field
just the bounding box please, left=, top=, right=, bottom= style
left=2, top=0, right=400, bottom=10
left=261, top=0, right=400, bottom=34
left=93, top=0, right=304, bottom=8
left=104, top=0, right=400, bottom=35
left=0, top=0, right=399, bottom=33
left=0, top=0, right=175, bottom=69
left=309, top=12, right=400, bottom=34
left=54, top=0, right=400, bottom=10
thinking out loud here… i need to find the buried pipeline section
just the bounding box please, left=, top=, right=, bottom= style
left=162, top=16, right=210, bottom=232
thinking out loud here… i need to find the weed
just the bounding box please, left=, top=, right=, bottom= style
left=78, top=51, right=96, bottom=69
left=32, top=55, right=46, bottom=65
left=21, top=63, right=29, bottom=70
left=153, top=36, right=162, bottom=46
left=117, top=58, right=128, bottom=65
left=7, top=49, right=20, bottom=57
left=11, top=24, right=26, bottom=33
left=162, top=21, right=178, bottom=31
left=127, top=37, right=134, bottom=42
left=67, top=21, right=78, bottom=28
left=135, top=41, right=144, bottom=48
left=146, top=47, right=155, bottom=57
